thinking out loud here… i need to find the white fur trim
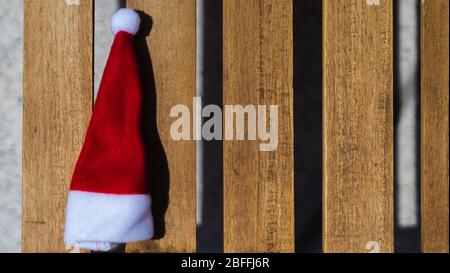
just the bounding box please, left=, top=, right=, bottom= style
left=64, top=191, right=154, bottom=251
left=110, top=8, right=141, bottom=36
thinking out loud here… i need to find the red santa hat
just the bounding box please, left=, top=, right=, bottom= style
left=64, top=8, right=153, bottom=251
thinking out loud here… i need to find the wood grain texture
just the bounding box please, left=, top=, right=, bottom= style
left=22, top=0, right=93, bottom=252
left=421, top=0, right=449, bottom=253
left=323, top=0, right=394, bottom=253
left=126, top=0, right=196, bottom=253
left=223, top=0, right=294, bottom=253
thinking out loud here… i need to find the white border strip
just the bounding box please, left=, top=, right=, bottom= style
left=64, top=190, right=154, bottom=251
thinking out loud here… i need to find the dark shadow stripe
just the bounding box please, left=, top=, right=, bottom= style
left=294, top=0, right=323, bottom=253
left=196, top=0, right=224, bottom=253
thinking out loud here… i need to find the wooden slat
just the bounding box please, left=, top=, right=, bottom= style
left=22, top=0, right=93, bottom=252
left=323, top=0, right=394, bottom=253
left=421, top=0, right=449, bottom=253
left=126, top=0, right=196, bottom=253
left=223, top=0, right=294, bottom=252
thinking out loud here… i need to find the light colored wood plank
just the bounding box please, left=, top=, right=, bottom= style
left=22, top=0, right=93, bottom=252
left=126, top=0, right=196, bottom=253
left=223, top=0, right=294, bottom=253
left=323, top=0, right=394, bottom=253
left=421, top=0, right=449, bottom=253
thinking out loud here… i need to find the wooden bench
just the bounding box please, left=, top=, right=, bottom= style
left=22, top=0, right=448, bottom=253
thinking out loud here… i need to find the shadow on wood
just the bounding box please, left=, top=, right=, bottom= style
left=134, top=10, right=170, bottom=240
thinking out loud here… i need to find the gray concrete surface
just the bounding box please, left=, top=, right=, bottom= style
left=95, top=0, right=121, bottom=97
left=0, top=0, right=23, bottom=253
left=397, top=0, right=419, bottom=229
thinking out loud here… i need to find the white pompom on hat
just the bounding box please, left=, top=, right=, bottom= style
left=110, top=8, right=141, bottom=36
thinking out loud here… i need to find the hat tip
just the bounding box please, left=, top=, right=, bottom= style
left=111, top=8, right=141, bottom=36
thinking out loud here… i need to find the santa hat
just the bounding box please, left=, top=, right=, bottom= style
left=64, top=8, right=154, bottom=251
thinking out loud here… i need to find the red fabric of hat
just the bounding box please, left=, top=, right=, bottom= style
left=64, top=8, right=154, bottom=251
